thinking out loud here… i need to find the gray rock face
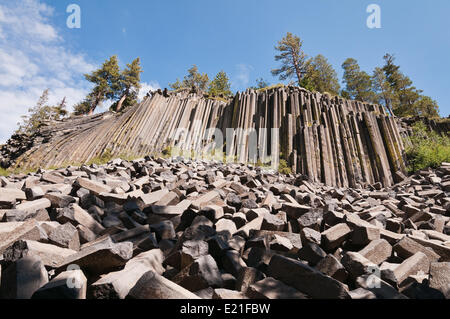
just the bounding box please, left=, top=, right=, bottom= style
left=0, top=158, right=449, bottom=299
left=1, top=87, right=407, bottom=190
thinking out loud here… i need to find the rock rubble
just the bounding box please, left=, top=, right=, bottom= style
left=0, top=157, right=449, bottom=299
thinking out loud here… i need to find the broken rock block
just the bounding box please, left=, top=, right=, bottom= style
left=212, top=288, right=247, bottom=299
left=32, top=269, right=87, bottom=299
left=355, top=274, right=408, bottom=299
left=57, top=237, right=133, bottom=277
left=321, top=223, right=352, bottom=252
left=48, top=223, right=80, bottom=251
left=126, top=271, right=200, bottom=299
left=235, top=267, right=264, bottom=292
left=341, top=252, right=378, bottom=279
left=172, top=254, right=223, bottom=291
left=90, top=249, right=165, bottom=299
left=246, top=277, right=307, bottom=299
left=268, top=254, right=350, bottom=299
left=393, top=237, right=440, bottom=263
left=358, top=239, right=392, bottom=265
left=393, top=252, right=431, bottom=287
left=315, top=254, right=348, bottom=283
left=0, top=220, right=48, bottom=254
left=0, top=256, right=48, bottom=299
left=429, top=262, right=450, bottom=298
left=76, top=177, right=112, bottom=196
left=2, top=240, right=76, bottom=268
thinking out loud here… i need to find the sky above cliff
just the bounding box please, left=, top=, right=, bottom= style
left=0, top=0, right=449, bottom=144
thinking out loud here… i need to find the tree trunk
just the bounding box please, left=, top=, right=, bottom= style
left=88, top=92, right=102, bottom=116
left=290, top=48, right=303, bottom=86
left=115, top=93, right=127, bottom=112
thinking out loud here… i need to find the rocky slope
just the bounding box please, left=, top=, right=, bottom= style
left=0, top=157, right=449, bottom=299
left=1, top=86, right=408, bottom=188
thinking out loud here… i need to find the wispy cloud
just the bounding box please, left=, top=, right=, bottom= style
left=138, top=81, right=161, bottom=101
left=232, top=63, right=253, bottom=90
left=0, top=0, right=95, bottom=143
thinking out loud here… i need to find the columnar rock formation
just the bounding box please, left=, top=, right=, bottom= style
left=2, top=87, right=408, bottom=188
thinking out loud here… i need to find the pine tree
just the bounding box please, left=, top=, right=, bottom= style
left=341, top=58, right=375, bottom=102
left=300, top=54, right=340, bottom=95
left=208, top=71, right=232, bottom=97
left=169, top=65, right=210, bottom=92
left=83, top=55, right=121, bottom=115
left=381, top=54, right=439, bottom=118
left=113, top=57, right=143, bottom=112
left=17, top=89, right=68, bottom=134
left=372, top=67, right=394, bottom=115
left=271, top=32, right=307, bottom=85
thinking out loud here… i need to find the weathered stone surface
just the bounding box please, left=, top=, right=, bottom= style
left=90, top=249, right=164, bottom=299
left=76, top=177, right=112, bottom=196
left=212, top=288, right=247, bottom=299
left=235, top=267, right=264, bottom=292
left=173, top=254, right=223, bottom=291
left=32, top=270, right=87, bottom=299
left=268, top=254, right=350, bottom=299
left=359, top=239, right=392, bottom=265
left=1, top=256, right=48, bottom=299
left=355, top=275, right=408, bottom=299
left=127, top=271, right=200, bottom=299
left=48, top=223, right=80, bottom=251
left=2, top=240, right=76, bottom=268
left=321, top=224, right=352, bottom=251
left=341, top=252, right=378, bottom=278
left=246, top=277, right=307, bottom=299
left=429, top=262, right=450, bottom=298
left=0, top=220, right=48, bottom=254
left=316, top=254, right=348, bottom=283
left=57, top=237, right=133, bottom=276
left=393, top=252, right=430, bottom=286
left=394, top=237, right=440, bottom=263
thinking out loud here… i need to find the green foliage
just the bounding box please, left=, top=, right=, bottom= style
left=0, top=168, right=8, bottom=176
left=256, top=83, right=285, bottom=92
left=255, top=78, right=270, bottom=89
left=381, top=54, right=439, bottom=118
left=85, top=148, right=114, bottom=166
left=81, top=55, right=121, bottom=115
left=17, top=89, right=68, bottom=135
left=169, top=65, right=210, bottom=92
left=301, top=54, right=340, bottom=95
left=372, top=66, right=394, bottom=115
left=208, top=71, right=232, bottom=97
left=271, top=32, right=307, bottom=85
left=406, top=122, right=450, bottom=172
left=73, top=99, right=92, bottom=116
left=111, top=57, right=143, bottom=112
left=341, top=58, right=375, bottom=102
left=278, top=159, right=292, bottom=175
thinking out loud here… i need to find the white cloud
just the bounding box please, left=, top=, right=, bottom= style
left=138, top=81, right=161, bottom=101
left=0, top=0, right=94, bottom=144
left=232, top=64, right=253, bottom=89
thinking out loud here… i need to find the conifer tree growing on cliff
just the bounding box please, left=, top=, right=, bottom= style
left=169, top=65, right=210, bottom=92
left=17, top=89, right=68, bottom=135
left=381, top=54, right=439, bottom=118
left=341, top=58, right=375, bottom=102
left=208, top=71, right=232, bottom=97
left=76, top=55, right=120, bottom=115
left=301, top=54, right=340, bottom=95
left=271, top=32, right=307, bottom=86
left=111, top=58, right=143, bottom=112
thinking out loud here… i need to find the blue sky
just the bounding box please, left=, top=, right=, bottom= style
left=0, top=0, right=449, bottom=143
